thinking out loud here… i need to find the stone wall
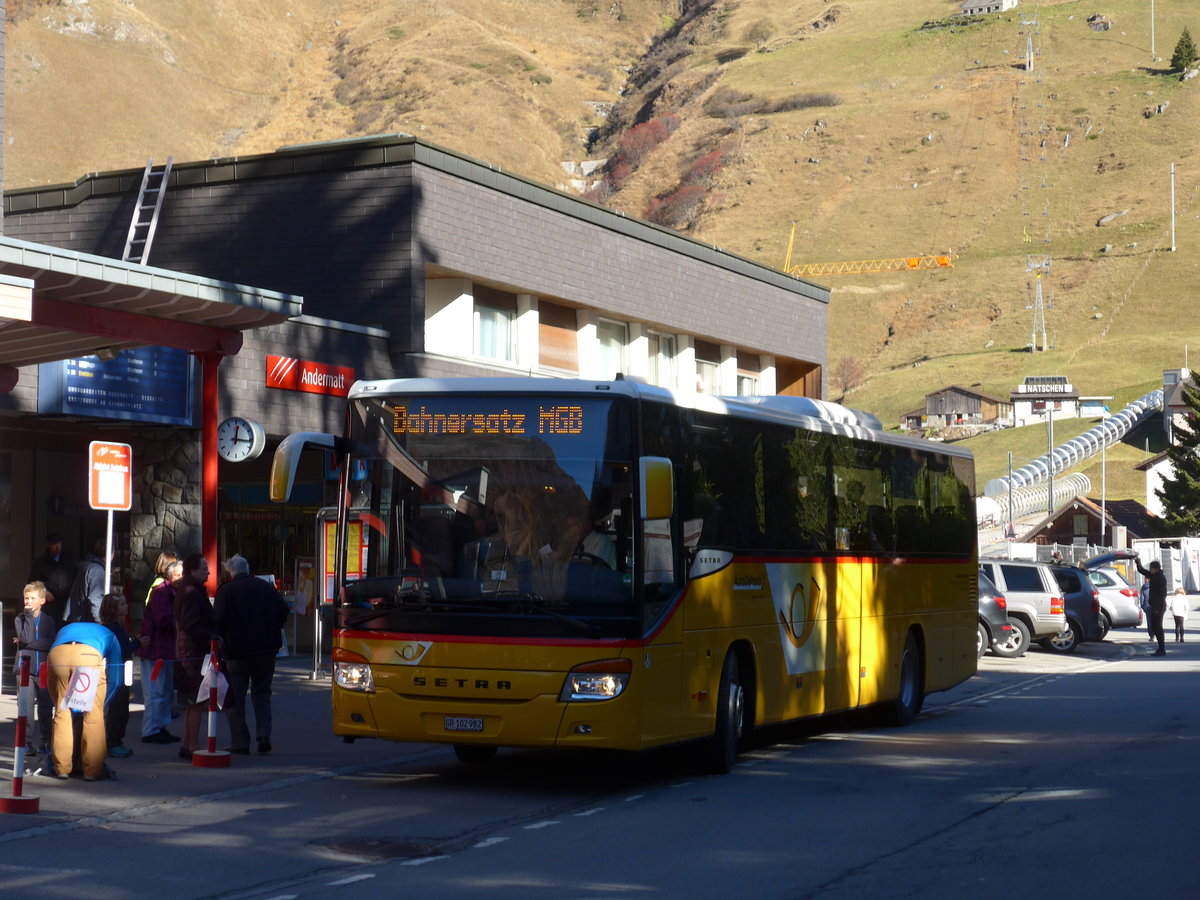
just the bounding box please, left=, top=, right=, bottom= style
left=128, top=428, right=202, bottom=590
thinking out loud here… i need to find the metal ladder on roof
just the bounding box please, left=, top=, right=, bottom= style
left=121, top=157, right=173, bottom=264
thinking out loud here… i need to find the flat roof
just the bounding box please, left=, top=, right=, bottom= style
left=5, top=133, right=830, bottom=308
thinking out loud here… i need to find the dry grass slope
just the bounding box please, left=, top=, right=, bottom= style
left=5, top=0, right=1199, bottom=498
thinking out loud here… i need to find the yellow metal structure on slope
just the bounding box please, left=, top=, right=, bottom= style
left=782, top=224, right=954, bottom=277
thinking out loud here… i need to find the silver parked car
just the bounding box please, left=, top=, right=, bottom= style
left=1083, top=551, right=1144, bottom=637
left=979, top=558, right=1068, bottom=657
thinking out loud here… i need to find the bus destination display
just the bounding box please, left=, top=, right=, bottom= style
left=392, top=404, right=584, bottom=436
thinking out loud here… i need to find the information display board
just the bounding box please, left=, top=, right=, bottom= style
left=38, top=348, right=195, bottom=426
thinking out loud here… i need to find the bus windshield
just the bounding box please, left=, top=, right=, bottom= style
left=339, top=392, right=638, bottom=638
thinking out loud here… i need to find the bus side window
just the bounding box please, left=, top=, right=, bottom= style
left=690, top=492, right=719, bottom=548
left=642, top=518, right=678, bottom=626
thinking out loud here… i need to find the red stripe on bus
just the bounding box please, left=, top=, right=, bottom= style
left=735, top=555, right=973, bottom=566
left=337, top=629, right=629, bottom=648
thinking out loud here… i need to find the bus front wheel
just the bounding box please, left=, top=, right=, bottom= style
left=707, top=651, right=745, bottom=774
left=884, top=632, right=924, bottom=727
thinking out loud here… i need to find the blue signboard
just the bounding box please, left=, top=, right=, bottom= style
left=38, top=347, right=195, bottom=426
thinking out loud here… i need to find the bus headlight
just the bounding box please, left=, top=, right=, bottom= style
left=559, top=658, right=632, bottom=702
left=333, top=648, right=376, bottom=692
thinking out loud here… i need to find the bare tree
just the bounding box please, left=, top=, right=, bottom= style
left=832, top=356, right=866, bottom=400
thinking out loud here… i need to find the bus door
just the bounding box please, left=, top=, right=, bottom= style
left=636, top=460, right=687, bottom=745
left=832, top=458, right=890, bottom=711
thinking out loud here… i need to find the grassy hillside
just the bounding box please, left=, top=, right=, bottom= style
left=5, top=0, right=1199, bottom=503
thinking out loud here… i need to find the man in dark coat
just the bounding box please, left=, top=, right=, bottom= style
left=1134, top=556, right=1169, bottom=656
left=214, top=555, right=289, bottom=754
left=30, top=532, right=76, bottom=624
left=66, top=538, right=110, bottom=623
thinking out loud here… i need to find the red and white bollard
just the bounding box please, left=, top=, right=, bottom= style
left=192, top=639, right=231, bottom=769
left=0, top=655, right=40, bottom=814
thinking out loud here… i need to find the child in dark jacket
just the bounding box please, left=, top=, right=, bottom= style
left=99, top=593, right=138, bottom=758
left=13, top=581, right=57, bottom=754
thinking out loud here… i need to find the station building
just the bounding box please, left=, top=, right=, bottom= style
left=0, top=134, right=831, bottom=603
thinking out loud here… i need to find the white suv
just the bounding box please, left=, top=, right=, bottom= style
left=978, top=559, right=1068, bottom=657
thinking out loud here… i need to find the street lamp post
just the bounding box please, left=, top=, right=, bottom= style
left=1046, top=405, right=1055, bottom=516
left=1101, top=437, right=1107, bottom=546
left=1007, top=450, right=1015, bottom=539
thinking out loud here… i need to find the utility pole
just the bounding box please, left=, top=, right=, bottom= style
left=1171, top=163, right=1177, bottom=252
left=1151, top=0, right=1156, bottom=60
left=1027, top=256, right=1051, bottom=352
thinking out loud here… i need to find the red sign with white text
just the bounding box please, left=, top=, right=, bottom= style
left=88, top=441, right=132, bottom=511
left=266, top=355, right=355, bottom=397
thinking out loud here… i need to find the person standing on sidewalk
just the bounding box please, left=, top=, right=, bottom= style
left=99, top=592, right=139, bottom=759
left=1170, top=588, right=1189, bottom=643
left=174, top=554, right=216, bottom=760
left=47, top=621, right=122, bottom=781
left=13, top=581, right=58, bottom=755
left=29, top=532, right=75, bottom=624
left=214, top=555, right=289, bottom=754
left=137, top=559, right=182, bottom=744
left=1134, top=557, right=1168, bottom=655
left=65, top=538, right=110, bottom=623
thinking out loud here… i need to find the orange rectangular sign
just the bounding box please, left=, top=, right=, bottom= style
left=89, top=441, right=132, bottom=511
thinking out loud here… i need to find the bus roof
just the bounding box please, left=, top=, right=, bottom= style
left=350, top=376, right=972, bottom=461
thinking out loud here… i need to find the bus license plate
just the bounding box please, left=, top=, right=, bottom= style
left=444, top=716, right=484, bottom=733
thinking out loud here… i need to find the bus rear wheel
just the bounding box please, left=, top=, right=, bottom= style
left=453, top=744, right=498, bottom=764
left=706, top=650, right=745, bottom=774
left=884, top=632, right=924, bottom=727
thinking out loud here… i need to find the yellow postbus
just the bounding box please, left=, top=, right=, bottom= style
left=270, top=377, right=977, bottom=771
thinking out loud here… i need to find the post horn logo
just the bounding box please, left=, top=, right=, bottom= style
left=779, top=577, right=822, bottom=649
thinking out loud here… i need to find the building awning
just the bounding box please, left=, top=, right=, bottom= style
left=0, top=236, right=301, bottom=370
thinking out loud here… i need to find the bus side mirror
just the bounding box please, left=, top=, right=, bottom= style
left=270, top=432, right=338, bottom=502
left=639, top=456, right=674, bottom=520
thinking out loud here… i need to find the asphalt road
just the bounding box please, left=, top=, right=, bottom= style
left=1, top=625, right=1197, bottom=900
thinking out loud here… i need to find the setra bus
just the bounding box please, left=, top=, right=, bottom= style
left=269, top=377, right=977, bottom=771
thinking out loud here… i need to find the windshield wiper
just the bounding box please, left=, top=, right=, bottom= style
left=342, top=590, right=601, bottom=636
left=487, top=591, right=602, bottom=637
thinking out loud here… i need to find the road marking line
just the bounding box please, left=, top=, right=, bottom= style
left=0, top=751, right=432, bottom=845
left=401, top=855, right=449, bottom=867
left=327, top=874, right=376, bottom=886
left=474, top=837, right=510, bottom=848
left=524, top=820, right=560, bottom=830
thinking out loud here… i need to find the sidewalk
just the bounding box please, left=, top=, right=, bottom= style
left=0, top=657, right=421, bottom=836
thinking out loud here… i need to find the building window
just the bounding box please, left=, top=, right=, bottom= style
left=538, top=300, right=579, bottom=374
left=694, top=338, right=721, bottom=394
left=696, top=360, right=720, bottom=394
left=475, top=304, right=515, bottom=362
left=647, top=332, right=675, bottom=388
left=597, top=319, right=628, bottom=380
left=737, top=374, right=758, bottom=396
